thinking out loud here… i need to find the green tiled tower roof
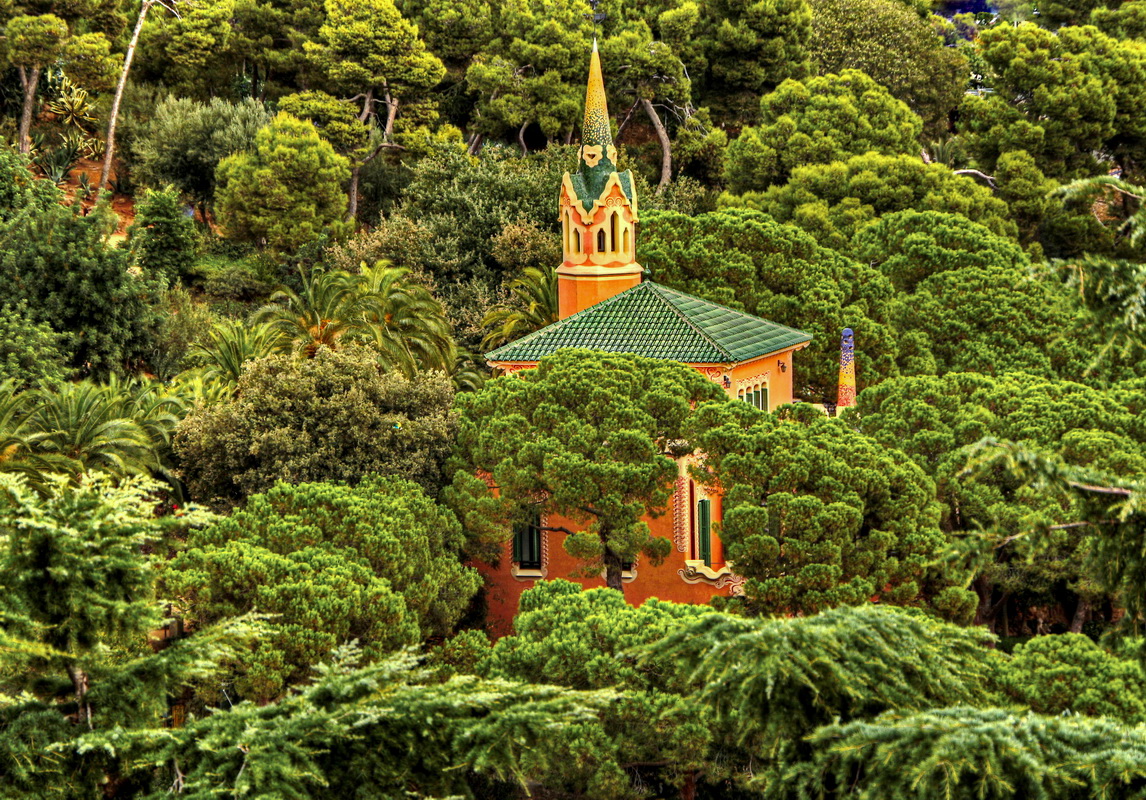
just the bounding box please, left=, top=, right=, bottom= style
left=486, top=282, right=812, bottom=364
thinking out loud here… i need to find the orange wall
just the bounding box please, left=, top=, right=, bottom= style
left=479, top=480, right=736, bottom=638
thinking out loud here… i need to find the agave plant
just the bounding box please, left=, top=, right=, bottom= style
left=47, top=77, right=98, bottom=132
left=33, top=136, right=81, bottom=184
left=481, top=266, right=559, bottom=351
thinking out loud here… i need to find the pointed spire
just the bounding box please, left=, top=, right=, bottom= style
left=583, top=39, right=611, bottom=150
left=578, top=39, right=618, bottom=198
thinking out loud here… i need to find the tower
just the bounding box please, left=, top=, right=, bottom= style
left=557, top=41, right=642, bottom=319
left=837, top=327, right=856, bottom=409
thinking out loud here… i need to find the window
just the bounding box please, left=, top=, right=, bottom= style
left=696, top=498, right=712, bottom=567
left=609, top=211, right=618, bottom=252
left=597, top=228, right=606, bottom=252
left=741, top=384, right=769, bottom=411
left=512, top=512, right=542, bottom=571
left=622, top=226, right=630, bottom=254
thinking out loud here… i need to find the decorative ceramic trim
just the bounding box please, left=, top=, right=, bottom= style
left=678, top=560, right=746, bottom=596
left=735, top=371, right=771, bottom=391
left=672, top=476, right=689, bottom=553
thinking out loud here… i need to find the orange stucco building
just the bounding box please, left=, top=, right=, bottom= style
left=481, top=43, right=812, bottom=636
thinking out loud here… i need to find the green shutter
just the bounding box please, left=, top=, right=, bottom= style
left=513, top=512, right=543, bottom=570
left=697, top=498, right=712, bottom=567
left=760, top=386, right=769, bottom=411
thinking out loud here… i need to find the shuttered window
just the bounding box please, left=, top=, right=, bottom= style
left=512, top=512, right=542, bottom=570
left=697, top=498, right=712, bottom=567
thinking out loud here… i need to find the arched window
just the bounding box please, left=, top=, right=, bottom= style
left=609, top=211, right=618, bottom=252
left=622, top=226, right=630, bottom=254
left=597, top=228, right=606, bottom=252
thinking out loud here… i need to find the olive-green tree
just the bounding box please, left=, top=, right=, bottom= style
left=725, top=152, right=1017, bottom=250
left=689, top=402, right=969, bottom=619
left=0, top=473, right=254, bottom=797
left=806, top=0, right=966, bottom=133
left=725, top=69, right=922, bottom=192
left=303, top=0, right=444, bottom=218
left=215, top=112, right=351, bottom=252
left=174, top=345, right=457, bottom=506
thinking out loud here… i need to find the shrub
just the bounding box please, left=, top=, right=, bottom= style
left=174, top=345, right=456, bottom=507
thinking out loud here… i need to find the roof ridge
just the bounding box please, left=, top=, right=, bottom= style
left=646, top=283, right=734, bottom=362
left=648, top=281, right=813, bottom=339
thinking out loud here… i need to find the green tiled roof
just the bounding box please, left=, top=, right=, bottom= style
left=486, top=281, right=812, bottom=364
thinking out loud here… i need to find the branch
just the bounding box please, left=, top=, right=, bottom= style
left=954, top=169, right=997, bottom=188
left=539, top=525, right=577, bottom=536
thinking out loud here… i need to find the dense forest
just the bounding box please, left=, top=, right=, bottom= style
left=5, top=0, right=1146, bottom=796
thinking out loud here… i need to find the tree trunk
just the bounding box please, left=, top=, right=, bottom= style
left=681, top=771, right=698, bottom=800
left=603, top=538, right=624, bottom=593
left=640, top=98, right=671, bottom=193
left=467, top=132, right=484, bottom=156
left=1070, top=597, right=1091, bottom=633
left=66, top=662, right=93, bottom=730
left=972, top=574, right=997, bottom=633
left=347, top=163, right=360, bottom=222
left=382, top=86, right=398, bottom=141
left=100, top=0, right=152, bottom=190
left=18, top=66, right=42, bottom=155
left=518, top=121, right=529, bottom=156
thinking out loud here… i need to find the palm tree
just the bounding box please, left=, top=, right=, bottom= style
left=23, top=381, right=163, bottom=477
left=481, top=267, right=559, bottom=351
left=255, top=263, right=457, bottom=376
left=358, top=261, right=456, bottom=375
left=189, top=319, right=285, bottom=387
left=255, top=267, right=380, bottom=358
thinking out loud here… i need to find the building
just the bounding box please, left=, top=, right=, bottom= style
left=480, top=42, right=812, bottom=634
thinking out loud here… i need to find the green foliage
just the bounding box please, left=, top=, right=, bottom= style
left=852, top=210, right=1072, bottom=378
left=725, top=152, right=1018, bottom=250
left=127, top=185, right=197, bottom=285
left=0, top=201, right=160, bottom=376
left=851, top=373, right=1146, bottom=631
left=392, top=143, right=569, bottom=286
left=961, top=23, right=1146, bottom=181
left=807, top=0, right=966, bottom=133
left=215, top=113, right=351, bottom=253
left=278, top=89, right=368, bottom=155
left=646, top=605, right=999, bottom=789
left=132, top=95, right=270, bottom=208
left=1001, top=634, right=1146, bottom=723
left=164, top=476, right=480, bottom=701
left=788, top=706, right=1146, bottom=800
left=255, top=262, right=455, bottom=373
left=109, top=647, right=615, bottom=799
left=0, top=473, right=254, bottom=797
left=0, top=145, right=61, bottom=220
left=0, top=300, right=66, bottom=388
left=174, top=345, right=457, bottom=506
left=690, top=402, right=962, bottom=617
left=638, top=207, right=898, bottom=402
left=480, top=580, right=716, bottom=797
left=695, top=0, right=813, bottom=124
left=726, top=69, right=922, bottom=192
left=447, top=349, right=725, bottom=588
